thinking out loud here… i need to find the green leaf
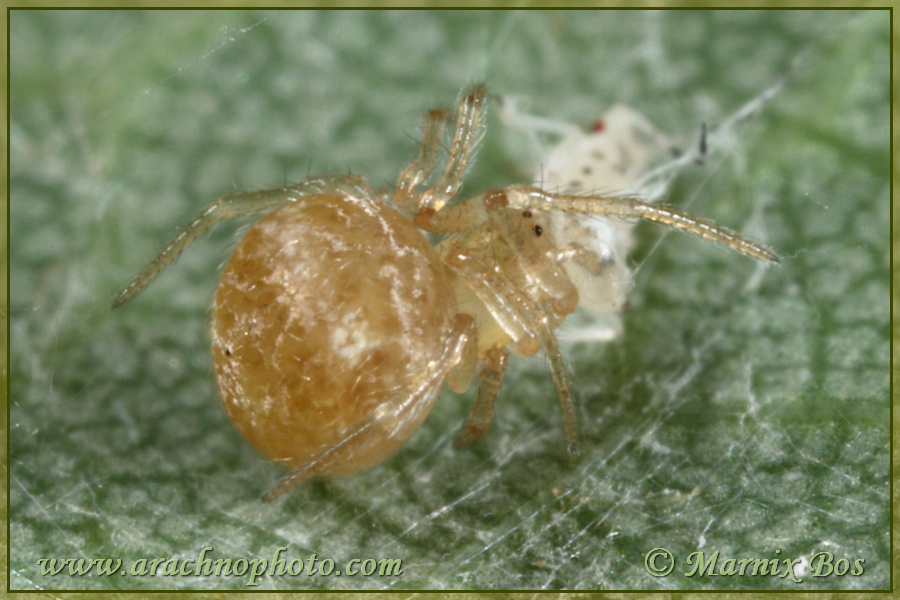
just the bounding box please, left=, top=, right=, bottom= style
left=10, top=10, right=889, bottom=592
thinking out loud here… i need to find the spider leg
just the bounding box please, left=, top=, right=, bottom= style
left=394, top=107, right=450, bottom=210
left=111, top=175, right=371, bottom=307
left=263, top=313, right=478, bottom=502
left=445, top=247, right=579, bottom=454
left=446, top=248, right=539, bottom=356
left=499, top=185, right=780, bottom=263
left=418, top=83, right=489, bottom=215
left=447, top=314, right=478, bottom=394
left=538, top=302, right=578, bottom=454
left=414, top=193, right=487, bottom=233
left=455, top=347, right=508, bottom=448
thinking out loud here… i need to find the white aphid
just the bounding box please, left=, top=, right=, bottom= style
left=498, top=99, right=676, bottom=338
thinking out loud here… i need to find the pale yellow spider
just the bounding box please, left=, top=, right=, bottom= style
left=113, top=84, right=778, bottom=501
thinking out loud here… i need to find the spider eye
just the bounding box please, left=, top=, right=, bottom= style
left=533, top=224, right=543, bottom=236
left=521, top=210, right=533, bottom=218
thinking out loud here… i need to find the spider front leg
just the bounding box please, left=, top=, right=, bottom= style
left=501, top=185, right=780, bottom=263
left=455, top=347, right=508, bottom=448
left=394, top=107, right=450, bottom=211
left=417, top=83, right=489, bottom=217
left=111, top=175, right=372, bottom=307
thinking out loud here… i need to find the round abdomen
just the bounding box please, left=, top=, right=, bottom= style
left=211, top=192, right=457, bottom=476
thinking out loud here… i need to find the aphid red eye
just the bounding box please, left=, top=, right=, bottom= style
left=591, top=119, right=606, bottom=133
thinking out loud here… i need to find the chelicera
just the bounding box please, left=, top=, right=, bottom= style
left=113, top=84, right=778, bottom=501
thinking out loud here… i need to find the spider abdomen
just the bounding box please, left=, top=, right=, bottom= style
left=211, top=192, right=458, bottom=476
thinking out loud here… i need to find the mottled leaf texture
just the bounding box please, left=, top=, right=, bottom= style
left=10, top=10, right=888, bottom=592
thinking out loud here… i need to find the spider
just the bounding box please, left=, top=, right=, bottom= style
left=112, top=84, right=778, bottom=501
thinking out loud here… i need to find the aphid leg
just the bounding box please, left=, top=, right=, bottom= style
left=263, top=314, right=477, bottom=502
left=445, top=248, right=579, bottom=453
left=496, top=94, right=583, bottom=136
left=112, top=175, right=370, bottom=307
left=418, top=83, right=489, bottom=215
left=455, top=347, right=508, bottom=448
left=501, top=185, right=780, bottom=263
left=495, top=94, right=583, bottom=153
left=394, top=107, right=450, bottom=210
